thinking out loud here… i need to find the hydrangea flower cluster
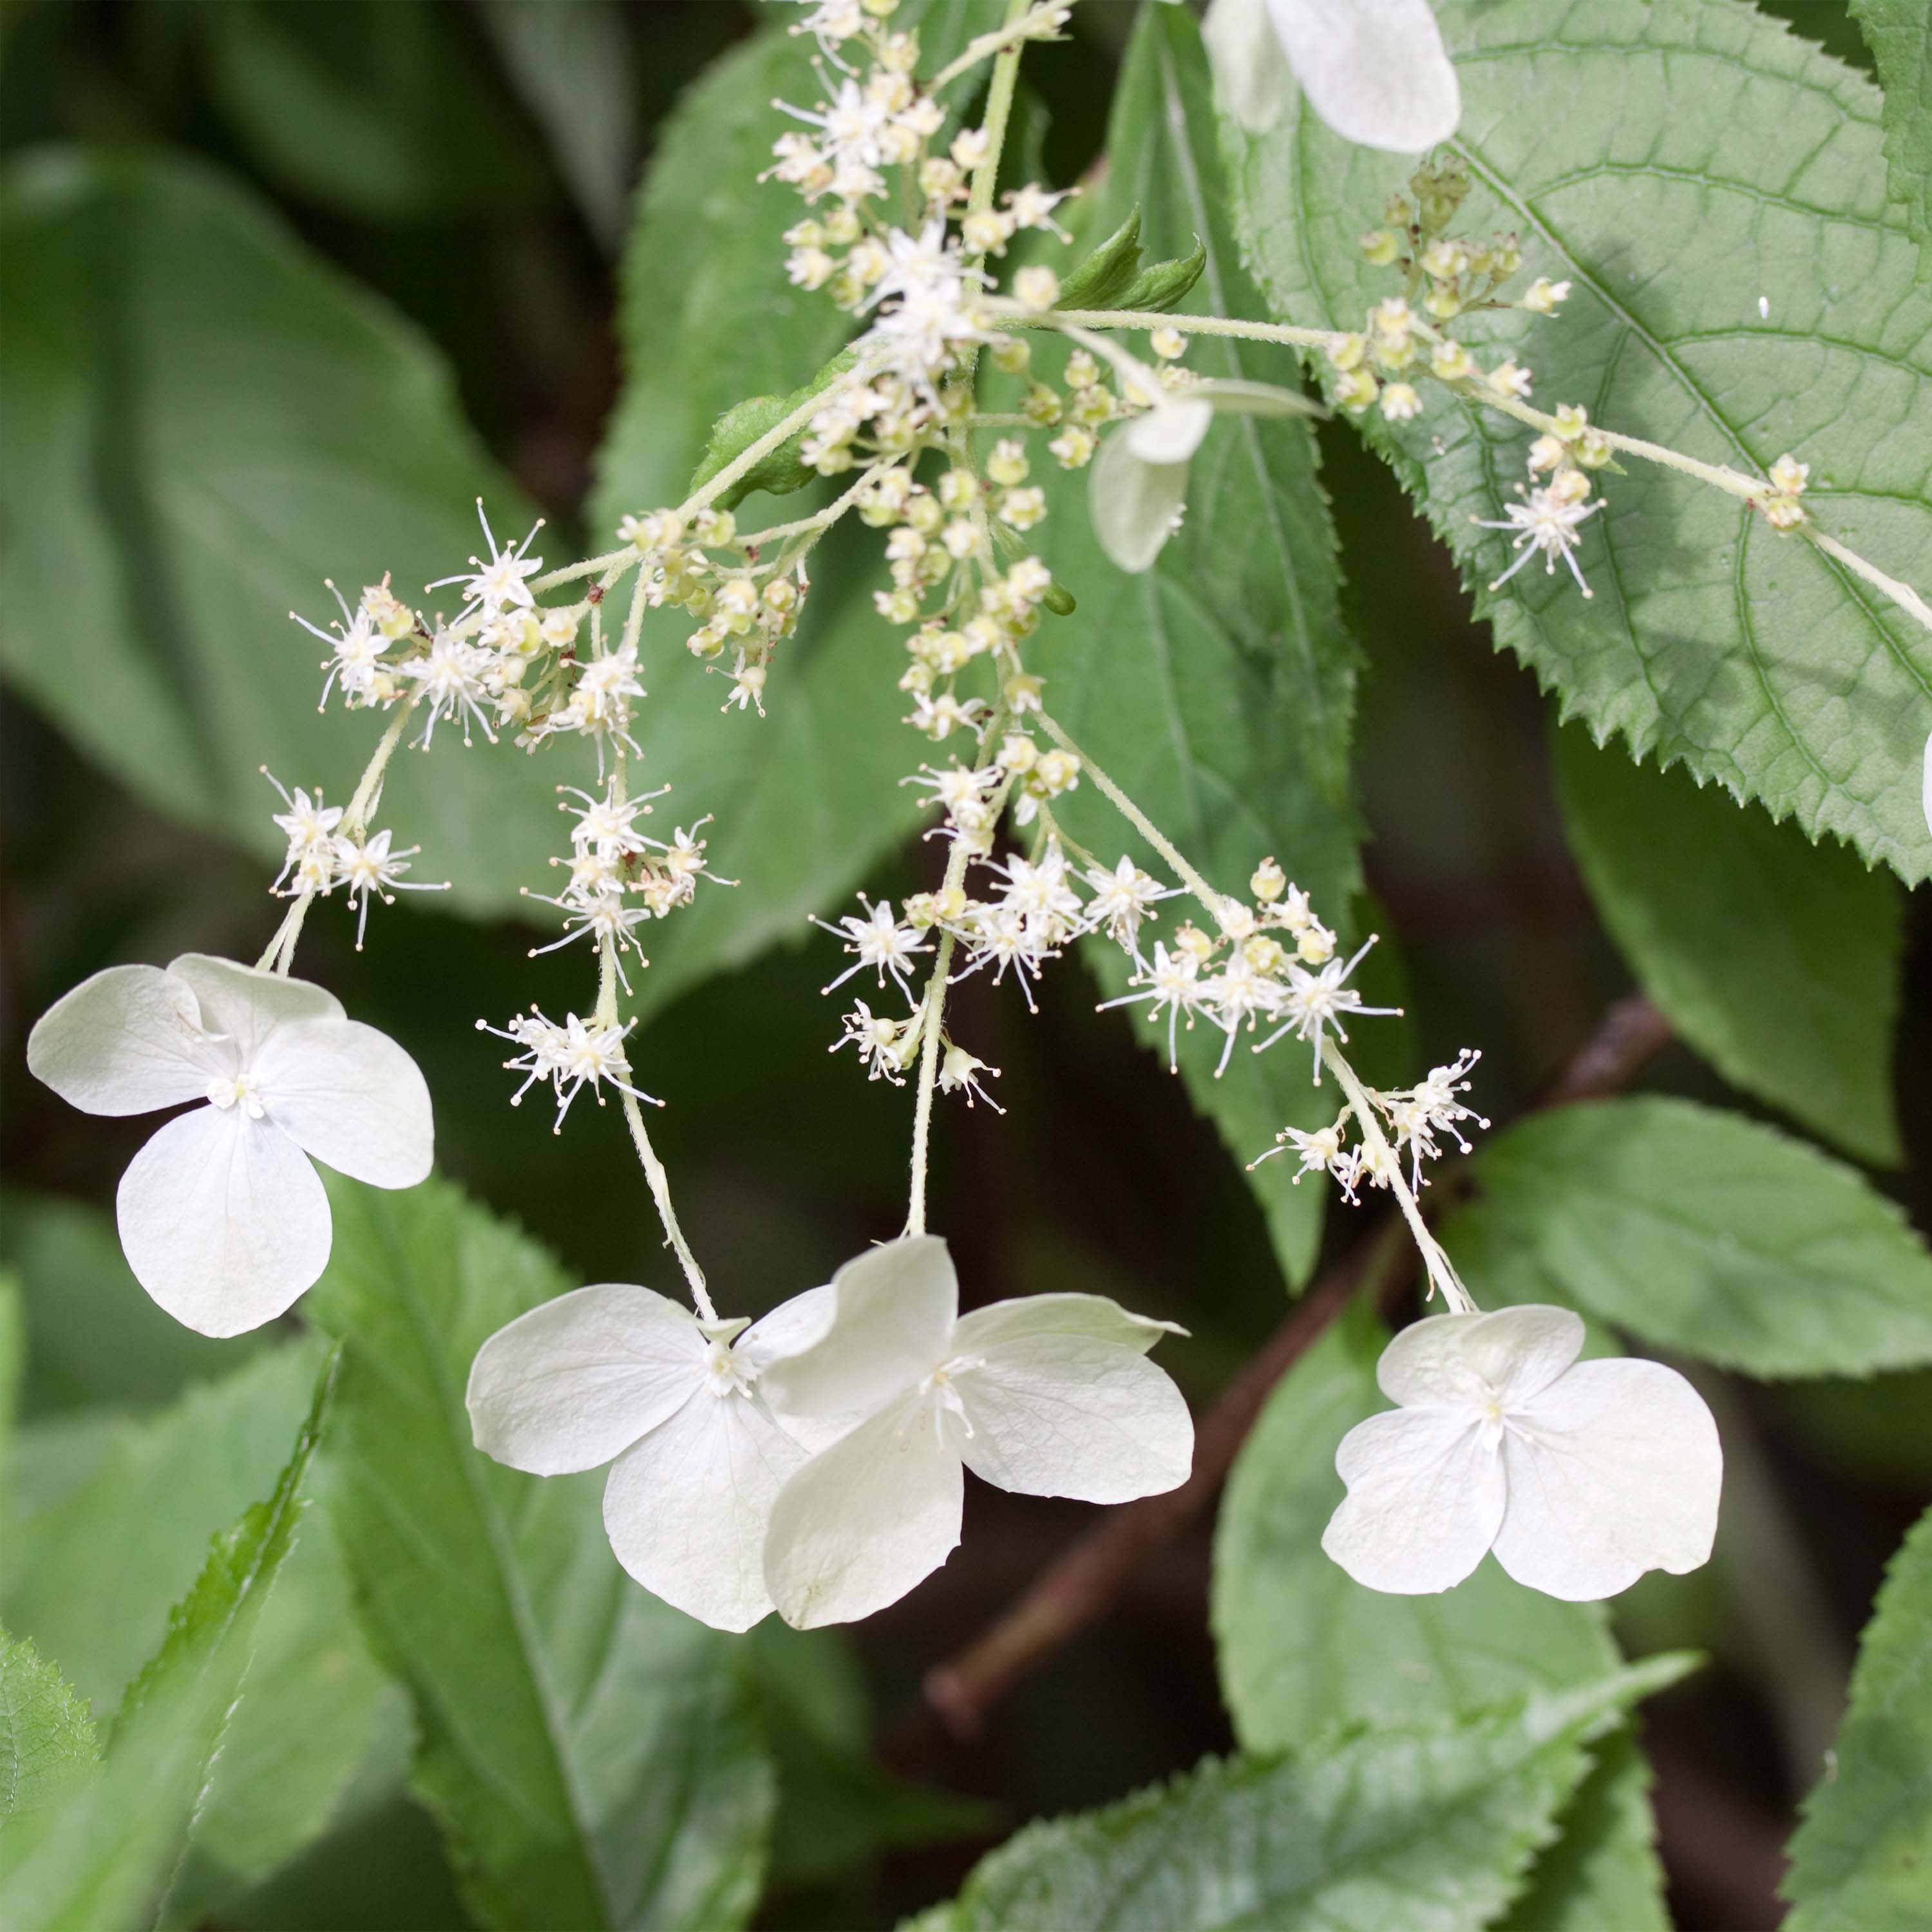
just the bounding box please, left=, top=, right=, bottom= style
left=48, top=0, right=1887, bottom=1636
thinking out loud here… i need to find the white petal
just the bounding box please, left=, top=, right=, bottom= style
left=763, top=1394, right=962, bottom=1629
left=755, top=1236, right=956, bottom=1430
left=252, top=1016, right=433, bottom=1188
left=26, top=963, right=226, bottom=1115
left=466, top=1283, right=705, bottom=1475
left=954, top=1291, right=1182, bottom=1359
left=1265, top=0, right=1461, bottom=153
left=739, top=1283, right=848, bottom=1452
left=956, top=1338, right=1193, bottom=1502
left=1125, top=397, right=1213, bottom=466
left=1321, top=1406, right=1504, bottom=1593
left=116, top=1106, right=330, bottom=1336
left=1089, top=430, right=1190, bottom=574
left=603, top=1388, right=808, bottom=1632
left=1492, top=1359, right=1723, bottom=1601
left=167, top=954, right=341, bottom=1060
left=1204, top=0, right=1291, bottom=133
left=1195, top=377, right=1325, bottom=421
left=1378, top=1306, right=1585, bottom=1412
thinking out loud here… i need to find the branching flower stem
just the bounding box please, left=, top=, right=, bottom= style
left=928, top=0, right=1070, bottom=96
left=1015, top=313, right=1932, bottom=639
left=598, top=750, right=715, bottom=1322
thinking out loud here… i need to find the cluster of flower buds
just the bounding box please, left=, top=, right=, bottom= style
left=1327, top=158, right=1564, bottom=426
left=522, top=780, right=724, bottom=994
left=1251, top=1049, right=1488, bottom=1201
left=295, top=507, right=665, bottom=767
left=613, top=504, right=805, bottom=715
left=264, top=772, right=446, bottom=949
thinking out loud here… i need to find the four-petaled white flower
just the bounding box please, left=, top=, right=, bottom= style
left=28, top=955, right=432, bottom=1336
left=1206, top=0, right=1461, bottom=151
left=1323, top=1307, right=1721, bottom=1600
left=467, top=1283, right=835, bottom=1631
left=758, top=1238, right=1194, bottom=1629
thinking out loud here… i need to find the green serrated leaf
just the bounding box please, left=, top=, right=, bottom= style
left=1495, top=1733, right=1671, bottom=1932
left=1471, top=1096, right=1932, bottom=1377
left=1783, top=1504, right=1932, bottom=1930
left=1223, top=0, right=1932, bottom=884
left=1114, top=237, right=1207, bottom=313
left=1553, top=726, right=1903, bottom=1166
left=690, top=348, right=860, bottom=511
left=1850, top=0, right=1932, bottom=272
left=303, top=1175, right=773, bottom=1932
left=1023, top=1, right=1361, bottom=1285
left=1055, top=205, right=1146, bottom=309
left=1, top=1341, right=402, bottom=1897
left=0, top=1350, right=335, bottom=1932
left=914, top=1669, right=1678, bottom=1932
left=0, top=1634, right=97, bottom=1830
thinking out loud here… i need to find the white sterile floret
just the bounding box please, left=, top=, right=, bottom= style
left=28, top=955, right=433, bottom=1336
left=1323, top=1307, right=1722, bottom=1600
left=467, top=1282, right=838, bottom=1631
left=1474, top=487, right=1605, bottom=599
left=1204, top=0, right=1461, bottom=150
left=757, top=1238, right=1193, bottom=1627
left=814, top=894, right=932, bottom=999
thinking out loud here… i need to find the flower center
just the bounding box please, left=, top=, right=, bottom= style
left=206, top=1073, right=267, bottom=1120
left=701, top=1340, right=753, bottom=1399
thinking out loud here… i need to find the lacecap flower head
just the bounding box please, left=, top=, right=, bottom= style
left=1323, top=1305, right=1721, bottom=1601
left=27, top=955, right=432, bottom=1336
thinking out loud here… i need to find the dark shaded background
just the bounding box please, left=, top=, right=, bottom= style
left=2, top=3, right=1926, bottom=1927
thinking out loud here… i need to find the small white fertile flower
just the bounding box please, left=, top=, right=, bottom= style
left=1475, top=486, right=1604, bottom=599
left=28, top=955, right=432, bottom=1336
left=332, top=828, right=446, bottom=949
left=1253, top=936, right=1399, bottom=1072
left=1081, top=856, right=1177, bottom=960
left=1205, top=0, right=1461, bottom=151
left=1248, top=1113, right=1349, bottom=1181
left=814, top=895, right=932, bottom=999
left=402, top=630, right=498, bottom=746
left=1323, top=1307, right=1722, bottom=1600
left=430, top=502, right=544, bottom=616
left=938, top=1044, right=1004, bottom=1112
left=759, top=1238, right=1193, bottom=1627
left=264, top=772, right=343, bottom=893
left=1099, top=940, right=1206, bottom=1071
left=832, top=1000, right=918, bottom=1084
left=479, top=1008, right=658, bottom=1128
left=295, top=582, right=390, bottom=709
left=468, top=1283, right=837, bottom=1631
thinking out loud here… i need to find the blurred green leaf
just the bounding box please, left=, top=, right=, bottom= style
left=1223, top=0, right=1932, bottom=885
left=1493, top=1734, right=1669, bottom=1932
left=0, top=1350, right=332, bottom=1932
left=749, top=1622, right=995, bottom=1891
left=1473, top=1097, right=1932, bottom=1377
left=1213, top=1307, right=1624, bottom=1749
left=909, top=1667, right=1681, bottom=1932
left=0, top=1191, right=264, bottom=1418
left=1554, top=727, right=1902, bottom=1166
left=1026, top=1, right=1361, bottom=1286
left=2, top=1340, right=403, bottom=1895
left=303, top=1175, right=773, bottom=1932
left=0, top=1634, right=97, bottom=1830
left=477, top=0, right=636, bottom=249
left=1783, top=1503, right=1932, bottom=1930
left=197, top=0, right=549, bottom=220
left=1850, top=0, right=1932, bottom=271
left=0, top=147, right=567, bottom=920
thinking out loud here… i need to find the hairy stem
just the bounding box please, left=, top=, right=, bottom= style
left=929, top=0, right=1068, bottom=95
